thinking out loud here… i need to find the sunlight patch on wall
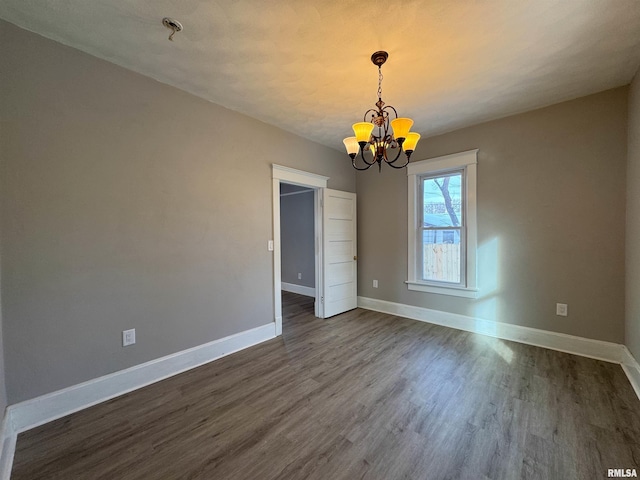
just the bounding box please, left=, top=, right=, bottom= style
left=473, top=237, right=502, bottom=323
left=477, top=236, right=500, bottom=297
left=471, top=237, right=514, bottom=363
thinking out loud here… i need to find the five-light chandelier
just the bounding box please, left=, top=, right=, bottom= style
left=343, top=51, right=420, bottom=171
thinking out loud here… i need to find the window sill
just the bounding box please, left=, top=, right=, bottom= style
left=405, top=281, right=479, bottom=298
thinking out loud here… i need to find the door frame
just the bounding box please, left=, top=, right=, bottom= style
left=272, top=165, right=329, bottom=335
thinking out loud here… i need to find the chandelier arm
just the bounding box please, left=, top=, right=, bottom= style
left=385, top=154, right=411, bottom=169
left=362, top=108, right=378, bottom=122
left=351, top=144, right=377, bottom=170
left=384, top=144, right=405, bottom=165
left=351, top=158, right=373, bottom=171
left=384, top=136, right=406, bottom=163
left=381, top=105, right=398, bottom=119
left=360, top=145, right=377, bottom=166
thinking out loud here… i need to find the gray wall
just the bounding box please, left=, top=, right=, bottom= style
left=280, top=189, right=315, bottom=289
left=357, top=87, right=628, bottom=343
left=0, top=266, right=6, bottom=413
left=627, top=72, right=640, bottom=360
left=0, top=20, right=355, bottom=403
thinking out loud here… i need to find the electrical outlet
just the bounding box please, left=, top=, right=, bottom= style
left=122, top=328, right=136, bottom=346
left=556, top=303, right=568, bottom=317
left=298, top=272, right=302, bottom=280
left=373, top=279, right=378, bottom=288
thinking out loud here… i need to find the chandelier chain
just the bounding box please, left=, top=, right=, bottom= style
left=377, top=66, right=383, bottom=100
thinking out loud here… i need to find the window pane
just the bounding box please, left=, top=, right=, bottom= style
left=422, top=173, right=463, bottom=228
left=421, top=228, right=461, bottom=283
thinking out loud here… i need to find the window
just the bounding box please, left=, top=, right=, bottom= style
left=420, top=170, right=463, bottom=284
left=407, top=150, right=478, bottom=298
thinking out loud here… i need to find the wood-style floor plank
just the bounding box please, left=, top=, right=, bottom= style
left=11, top=292, right=640, bottom=479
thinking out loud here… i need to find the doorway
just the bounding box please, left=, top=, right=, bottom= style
left=272, top=165, right=358, bottom=335
left=272, top=165, right=328, bottom=334
left=280, top=183, right=316, bottom=324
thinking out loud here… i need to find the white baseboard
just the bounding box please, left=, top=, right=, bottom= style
left=1, top=303, right=637, bottom=479
left=7, top=323, right=275, bottom=433
left=281, top=282, right=315, bottom=297
left=10, top=322, right=276, bottom=433
left=358, top=296, right=630, bottom=368
left=0, top=322, right=276, bottom=479
left=621, top=346, right=640, bottom=400
left=0, top=409, right=16, bottom=480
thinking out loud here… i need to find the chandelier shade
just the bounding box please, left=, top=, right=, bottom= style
left=343, top=51, right=420, bottom=171
left=403, top=132, right=421, bottom=152
left=343, top=137, right=359, bottom=156
left=353, top=122, right=375, bottom=143
left=390, top=118, right=413, bottom=140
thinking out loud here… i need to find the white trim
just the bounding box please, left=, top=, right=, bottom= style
left=621, top=346, right=640, bottom=400
left=0, top=409, right=16, bottom=480
left=274, top=316, right=283, bottom=336
left=272, top=164, right=329, bottom=188
left=407, top=149, right=479, bottom=176
left=272, top=165, right=327, bottom=323
left=272, top=177, right=283, bottom=335
left=358, top=297, right=640, bottom=399
left=465, top=162, right=478, bottom=290
left=8, top=323, right=275, bottom=434
left=407, top=149, right=478, bottom=293
left=314, top=190, right=324, bottom=318
left=281, top=282, right=316, bottom=297
left=405, top=281, right=479, bottom=298
left=0, top=308, right=637, bottom=479
left=358, top=296, right=629, bottom=365
left=280, top=189, right=314, bottom=197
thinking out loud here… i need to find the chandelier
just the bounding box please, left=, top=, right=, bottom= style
left=343, top=51, right=420, bottom=172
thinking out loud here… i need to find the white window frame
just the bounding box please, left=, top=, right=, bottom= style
left=406, top=149, right=478, bottom=298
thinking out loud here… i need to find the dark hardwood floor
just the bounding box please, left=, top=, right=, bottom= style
left=12, top=292, right=640, bottom=479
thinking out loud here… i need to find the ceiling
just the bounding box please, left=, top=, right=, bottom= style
left=2, top=1, right=640, bottom=151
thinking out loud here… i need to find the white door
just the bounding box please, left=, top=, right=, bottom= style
left=321, top=189, right=357, bottom=318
